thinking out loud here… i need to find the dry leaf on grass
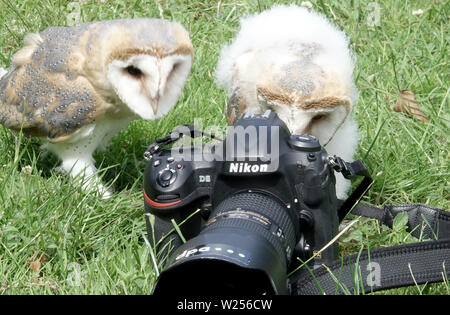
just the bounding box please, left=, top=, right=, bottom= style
left=29, top=253, right=47, bottom=284
left=393, top=90, right=430, bottom=123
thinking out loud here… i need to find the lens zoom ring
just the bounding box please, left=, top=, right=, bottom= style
left=207, top=192, right=296, bottom=263
left=215, top=193, right=296, bottom=248
left=204, top=217, right=288, bottom=260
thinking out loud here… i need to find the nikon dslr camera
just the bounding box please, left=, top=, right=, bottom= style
left=144, top=111, right=346, bottom=295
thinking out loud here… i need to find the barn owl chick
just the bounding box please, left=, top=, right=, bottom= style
left=0, top=18, right=193, bottom=198
left=215, top=5, right=359, bottom=198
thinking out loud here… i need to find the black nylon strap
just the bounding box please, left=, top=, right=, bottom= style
left=292, top=239, right=450, bottom=295
left=292, top=203, right=450, bottom=294
left=337, top=176, right=374, bottom=222
left=351, top=203, right=450, bottom=240
left=328, top=157, right=374, bottom=222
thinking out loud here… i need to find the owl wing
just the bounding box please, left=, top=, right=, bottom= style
left=0, top=29, right=107, bottom=142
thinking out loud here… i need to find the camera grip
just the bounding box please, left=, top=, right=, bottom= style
left=145, top=214, right=184, bottom=261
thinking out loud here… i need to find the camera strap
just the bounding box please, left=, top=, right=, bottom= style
left=290, top=157, right=450, bottom=294
left=351, top=203, right=450, bottom=240
left=327, top=156, right=374, bottom=222
left=291, top=201, right=450, bottom=294
left=292, top=236, right=450, bottom=295
left=144, top=124, right=221, bottom=160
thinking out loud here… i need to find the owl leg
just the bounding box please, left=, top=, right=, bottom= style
left=61, top=156, right=113, bottom=199
left=46, top=141, right=113, bottom=199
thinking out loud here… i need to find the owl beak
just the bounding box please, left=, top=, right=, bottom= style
left=151, top=94, right=160, bottom=115
left=151, top=101, right=158, bottom=115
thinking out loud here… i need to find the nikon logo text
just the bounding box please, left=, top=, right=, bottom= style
left=229, top=163, right=269, bottom=173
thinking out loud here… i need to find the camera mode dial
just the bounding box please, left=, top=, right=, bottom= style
left=289, top=134, right=321, bottom=152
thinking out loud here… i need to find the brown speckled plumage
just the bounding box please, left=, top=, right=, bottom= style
left=0, top=18, right=192, bottom=142
left=0, top=18, right=193, bottom=198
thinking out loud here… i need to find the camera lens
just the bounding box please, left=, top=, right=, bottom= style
left=204, top=192, right=296, bottom=267
left=153, top=192, right=297, bottom=295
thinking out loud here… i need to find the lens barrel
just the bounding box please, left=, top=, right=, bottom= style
left=153, top=192, right=297, bottom=295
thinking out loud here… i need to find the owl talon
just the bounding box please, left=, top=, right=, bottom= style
left=53, top=166, right=66, bottom=174
left=79, top=175, right=114, bottom=199
left=98, top=185, right=114, bottom=200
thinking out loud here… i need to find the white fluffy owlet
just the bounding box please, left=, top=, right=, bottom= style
left=215, top=5, right=359, bottom=199
left=0, top=18, right=193, bottom=198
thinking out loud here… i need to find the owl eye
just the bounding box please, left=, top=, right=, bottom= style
left=125, top=65, right=143, bottom=78
left=312, top=114, right=326, bottom=121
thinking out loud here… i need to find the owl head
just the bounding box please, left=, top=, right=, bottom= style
left=215, top=5, right=357, bottom=147
left=103, top=19, right=193, bottom=120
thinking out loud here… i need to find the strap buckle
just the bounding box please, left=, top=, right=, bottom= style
left=328, top=155, right=374, bottom=222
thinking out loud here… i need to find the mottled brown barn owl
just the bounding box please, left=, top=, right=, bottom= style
left=215, top=5, right=359, bottom=198
left=0, top=18, right=193, bottom=198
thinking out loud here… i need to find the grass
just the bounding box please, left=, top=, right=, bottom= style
left=0, top=0, right=448, bottom=294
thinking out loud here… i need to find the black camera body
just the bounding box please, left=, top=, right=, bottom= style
left=144, top=111, right=340, bottom=294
